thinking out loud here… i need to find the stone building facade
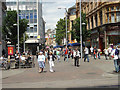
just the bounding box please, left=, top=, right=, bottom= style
left=76, top=0, right=120, bottom=51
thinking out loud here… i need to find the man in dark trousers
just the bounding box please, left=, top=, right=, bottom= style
left=73, top=48, right=80, bottom=67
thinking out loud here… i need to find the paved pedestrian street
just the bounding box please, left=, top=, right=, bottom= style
left=1, top=56, right=119, bottom=88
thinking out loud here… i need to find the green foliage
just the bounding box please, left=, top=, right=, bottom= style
left=72, top=12, right=91, bottom=43
left=55, top=18, right=69, bottom=45
left=2, top=10, right=28, bottom=48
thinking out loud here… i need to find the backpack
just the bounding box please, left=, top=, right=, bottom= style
left=115, top=49, right=119, bottom=55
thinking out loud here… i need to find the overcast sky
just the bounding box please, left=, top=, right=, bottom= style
left=42, top=0, right=76, bottom=31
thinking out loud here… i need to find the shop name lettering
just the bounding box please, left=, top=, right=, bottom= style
left=109, top=26, right=119, bottom=30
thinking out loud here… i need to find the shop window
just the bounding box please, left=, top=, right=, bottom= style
left=116, top=12, right=120, bottom=22
left=95, top=14, right=98, bottom=27
left=88, top=18, right=90, bottom=29
left=91, top=16, right=94, bottom=29
left=111, top=13, right=115, bottom=23
left=107, top=13, right=109, bottom=23
left=99, top=11, right=103, bottom=25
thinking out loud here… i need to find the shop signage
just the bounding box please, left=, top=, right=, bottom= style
left=107, top=31, right=120, bottom=35
left=91, top=30, right=98, bottom=34
left=8, top=46, right=14, bottom=55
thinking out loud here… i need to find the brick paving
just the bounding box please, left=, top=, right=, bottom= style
left=2, top=55, right=119, bottom=88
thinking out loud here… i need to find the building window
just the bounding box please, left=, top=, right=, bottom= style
left=107, top=13, right=109, bottom=23
left=91, top=16, right=94, bottom=29
left=30, top=27, right=33, bottom=32
left=95, top=14, right=98, bottom=27
left=116, top=6, right=119, bottom=11
left=91, top=2, right=93, bottom=10
left=116, top=12, right=120, bottom=22
left=30, top=36, right=33, bottom=38
left=99, top=11, right=103, bottom=25
left=88, top=18, right=90, bottom=29
left=111, top=6, right=114, bottom=11
left=30, top=13, right=33, bottom=19
left=111, top=13, right=115, bottom=23
left=106, top=7, right=109, bottom=12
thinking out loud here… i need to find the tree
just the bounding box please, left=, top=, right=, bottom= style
left=2, top=10, right=28, bottom=49
left=72, top=12, right=91, bottom=43
left=56, top=18, right=69, bottom=45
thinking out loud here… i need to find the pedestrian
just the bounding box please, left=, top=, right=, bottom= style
left=56, top=49, right=60, bottom=62
left=38, top=52, right=45, bottom=73
left=111, top=46, right=119, bottom=72
left=90, top=46, right=94, bottom=57
left=48, top=52, right=56, bottom=72
left=93, top=47, right=98, bottom=60
left=84, top=46, right=89, bottom=62
left=64, top=46, right=68, bottom=61
left=21, top=53, right=26, bottom=65
left=108, top=45, right=113, bottom=60
left=97, top=48, right=101, bottom=59
left=104, top=48, right=108, bottom=60
left=45, top=49, right=48, bottom=63
left=73, top=48, right=80, bottom=67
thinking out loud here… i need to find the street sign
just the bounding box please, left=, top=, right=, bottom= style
left=8, top=46, right=14, bottom=55
left=37, top=35, right=40, bottom=39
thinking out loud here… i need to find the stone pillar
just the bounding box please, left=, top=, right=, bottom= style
left=104, top=30, right=107, bottom=49
left=93, top=15, right=96, bottom=28
left=102, top=8, right=106, bottom=25
left=89, top=17, right=92, bottom=30
left=115, top=6, right=117, bottom=22
left=97, top=11, right=100, bottom=26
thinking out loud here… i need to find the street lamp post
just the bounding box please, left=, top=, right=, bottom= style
left=58, top=8, right=68, bottom=47
left=17, top=0, right=19, bottom=53
left=23, top=33, right=25, bottom=53
left=80, top=0, right=82, bottom=62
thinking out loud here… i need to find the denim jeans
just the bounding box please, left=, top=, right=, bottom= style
left=98, top=53, right=100, bottom=59
left=64, top=54, right=68, bottom=61
left=84, top=54, right=89, bottom=62
left=94, top=54, right=97, bottom=59
left=114, top=59, right=119, bottom=72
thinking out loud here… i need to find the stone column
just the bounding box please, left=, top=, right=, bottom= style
left=102, top=8, right=106, bottom=25
left=97, top=11, right=100, bottom=26
left=104, top=30, right=107, bottom=49
left=93, top=15, right=96, bottom=28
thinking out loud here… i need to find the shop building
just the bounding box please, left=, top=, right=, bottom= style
left=76, top=0, right=120, bottom=51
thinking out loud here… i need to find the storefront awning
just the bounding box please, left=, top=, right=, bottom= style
left=25, top=39, right=38, bottom=44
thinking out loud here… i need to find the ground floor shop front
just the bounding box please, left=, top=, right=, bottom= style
left=91, top=23, right=120, bottom=51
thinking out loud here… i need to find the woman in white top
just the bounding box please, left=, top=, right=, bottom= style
left=48, top=52, right=56, bottom=72
left=38, top=52, right=45, bottom=73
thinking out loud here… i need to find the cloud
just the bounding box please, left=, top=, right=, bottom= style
left=42, top=0, right=76, bottom=31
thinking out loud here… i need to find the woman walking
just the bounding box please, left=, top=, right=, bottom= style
left=48, top=52, right=56, bottom=72
left=38, top=52, right=45, bottom=73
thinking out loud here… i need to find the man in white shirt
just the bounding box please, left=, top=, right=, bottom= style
left=90, top=46, right=94, bottom=57
left=84, top=46, right=89, bottom=62
left=108, top=46, right=112, bottom=60
left=73, top=48, right=80, bottom=67
left=111, top=46, right=119, bottom=72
